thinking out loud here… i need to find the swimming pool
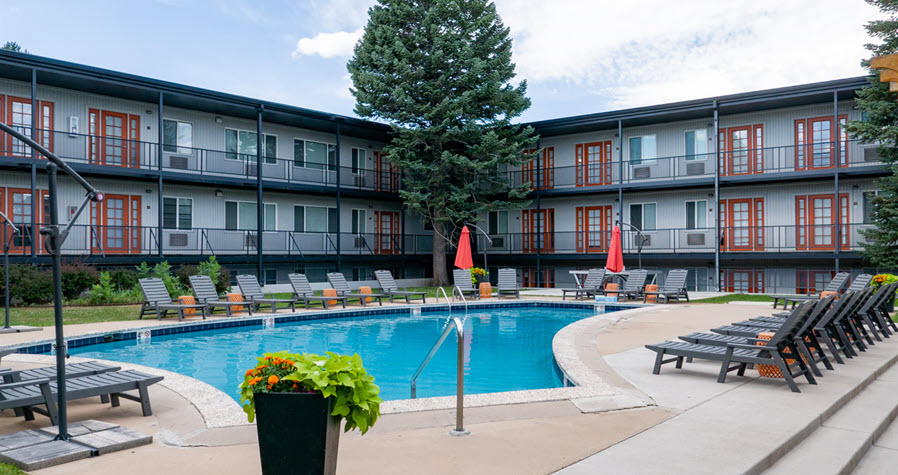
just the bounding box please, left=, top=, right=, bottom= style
left=64, top=304, right=606, bottom=401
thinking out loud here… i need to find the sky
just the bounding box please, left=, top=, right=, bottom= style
left=0, top=0, right=882, bottom=122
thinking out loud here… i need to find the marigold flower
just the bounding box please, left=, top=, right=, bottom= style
left=245, top=369, right=254, bottom=377
left=268, top=375, right=279, bottom=385
left=249, top=377, right=262, bottom=386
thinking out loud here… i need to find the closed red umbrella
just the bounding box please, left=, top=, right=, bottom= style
left=454, top=225, right=474, bottom=269
left=605, top=225, right=624, bottom=273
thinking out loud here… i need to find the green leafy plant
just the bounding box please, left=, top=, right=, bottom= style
left=83, top=272, right=141, bottom=305
left=136, top=261, right=187, bottom=297
left=60, top=263, right=99, bottom=299
left=176, top=257, right=230, bottom=294
left=239, top=351, right=382, bottom=434
left=108, top=269, right=138, bottom=291
left=0, top=264, right=52, bottom=305
left=873, top=274, right=898, bottom=288
left=470, top=267, right=486, bottom=285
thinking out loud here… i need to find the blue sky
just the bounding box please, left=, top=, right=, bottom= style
left=1, top=0, right=880, bottom=122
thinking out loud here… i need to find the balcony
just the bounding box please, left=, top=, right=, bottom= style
left=503, top=140, right=883, bottom=193
left=476, top=224, right=874, bottom=255
left=0, top=129, right=401, bottom=194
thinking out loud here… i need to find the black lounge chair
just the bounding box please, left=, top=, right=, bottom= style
left=452, top=269, right=481, bottom=300
left=237, top=274, right=297, bottom=314
left=190, top=275, right=251, bottom=317
left=771, top=272, right=849, bottom=309
left=643, top=269, right=690, bottom=303
left=561, top=269, right=605, bottom=300
left=288, top=273, right=347, bottom=309
left=496, top=268, right=520, bottom=299
left=0, top=361, right=119, bottom=384
left=646, top=301, right=818, bottom=392
left=0, top=369, right=164, bottom=425
left=327, top=273, right=384, bottom=306
left=374, top=270, right=426, bottom=303
left=848, top=274, right=874, bottom=292
left=139, top=278, right=208, bottom=321
left=619, top=269, right=648, bottom=301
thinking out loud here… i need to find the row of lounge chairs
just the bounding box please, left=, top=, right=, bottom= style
left=0, top=361, right=163, bottom=425
left=645, top=275, right=897, bottom=393
left=561, top=269, right=690, bottom=303
left=451, top=268, right=520, bottom=299
left=771, top=272, right=874, bottom=309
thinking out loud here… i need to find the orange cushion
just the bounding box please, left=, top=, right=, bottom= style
left=323, top=288, right=338, bottom=306
left=178, top=295, right=196, bottom=315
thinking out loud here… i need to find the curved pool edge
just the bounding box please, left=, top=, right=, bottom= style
left=0, top=299, right=653, bottom=430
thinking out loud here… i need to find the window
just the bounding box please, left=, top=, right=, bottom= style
left=686, top=200, right=707, bottom=229
left=263, top=269, right=277, bottom=285
left=685, top=129, right=708, bottom=160
left=629, top=135, right=656, bottom=165
left=162, top=197, right=192, bottom=230
left=162, top=119, right=193, bottom=154
left=488, top=211, right=508, bottom=235
left=351, top=148, right=366, bottom=174
left=863, top=191, right=879, bottom=224
left=293, top=139, right=336, bottom=170
left=630, top=203, right=656, bottom=231
left=294, top=205, right=337, bottom=233
left=225, top=129, right=276, bottom=164
left=352, top=209, right=367, bottom=234
left=225, top=201, right=275, bottom=231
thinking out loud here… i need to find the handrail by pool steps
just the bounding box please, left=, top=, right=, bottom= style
left=437, top=286, right=452, bottom=317
left=410, top=316, right=468, bottom=436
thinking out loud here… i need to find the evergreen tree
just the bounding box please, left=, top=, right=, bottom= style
left=348, top=0, right=537, bottom=284
left=846, top=0, right=898, bottom=269
left=1, top=42, right=27, bottom=53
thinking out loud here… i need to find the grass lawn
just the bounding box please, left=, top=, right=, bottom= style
left=690, top=294, right=775, bottom=304
left=6, top=304, right=142, bottom=327
left=0, top=464, right=24, bottom=475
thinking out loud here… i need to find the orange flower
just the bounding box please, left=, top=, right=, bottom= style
left=268, top=375, right=279, bottom=385
left=245, top=369, right=254, bottom=377
left=249, top=377, right=262, bottom=386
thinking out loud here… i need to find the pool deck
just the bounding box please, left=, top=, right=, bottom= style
left=0, top=299, right=894, bottom=473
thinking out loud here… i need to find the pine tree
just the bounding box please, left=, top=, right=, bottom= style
left=1, top=42, right=27, bottom=53
left=348, top=0, right=537, bottom=284
left=845, top=0, right=898, bottom=269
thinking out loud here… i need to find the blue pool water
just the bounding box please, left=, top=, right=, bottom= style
left=68, top=305, right=599, bottom=401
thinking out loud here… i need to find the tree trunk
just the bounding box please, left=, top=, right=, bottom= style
left=432, top=220, right=449, bottom=286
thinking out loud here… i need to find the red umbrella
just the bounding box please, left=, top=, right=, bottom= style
left=454, top=225, right=474, bottom=269
left=605, top=225, right=624, bottom=273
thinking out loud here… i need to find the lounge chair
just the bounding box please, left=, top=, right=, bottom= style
left=643, top=269, right=690, bottom=303
left=288, top=273, right=347, bottom=309
left=561, top=269, right=606, bottom=300
left=374, top=270, right=426, bottom=303
left=853, top=282, right=897, bottom=340
left=771, top=272, right=849, bottom=309
left=452, top=269, right=481, bottom=300
left=326, top=273, right=384, bottom=306
left=847, top=274, right=874, bottom=292
left=0, top=361, right=119, bottom=384
left=236, top=274, right=297, bottom=314
left=619, top=269, right=648, bottom=301
left=646, top=301, right=818, bottom=392
left=138, top=278, right=208, bottom=321
left=190, top=275, right=251, bottom=317
left=496, top=268, right=520, bottom=299
left=0, top=369, right=164, bottom=425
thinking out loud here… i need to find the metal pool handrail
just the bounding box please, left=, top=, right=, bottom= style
left=437, top=286, right=452, bottom=317
left=410, top=316, right=469, bottom=436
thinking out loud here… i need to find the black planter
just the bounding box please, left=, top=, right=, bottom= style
left=887, top=298, right=895, bottom=314
left=254, top=392, right=341, bottom=475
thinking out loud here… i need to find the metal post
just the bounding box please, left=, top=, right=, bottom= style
left=454, top=324, right=466, bottom=435
left=3, top=224, right=9, bottom=328
left=618, top=120, right=624, bottom=255
left=534, top=139, right=541, bottom=287
left=46, top=163, right=69, bottom=440
left=335, top=121, right=342, bottom=273
left=29, top=164, right=36, bottom=260
left=256, top=106, right=264, bottom=279
left=713, top=101, right=721, bottom=291
left=157, top=93, right=164, bottom=257
left=30, top=69, right=36, bottom=260
left=833, top=92, right=840, bottom=273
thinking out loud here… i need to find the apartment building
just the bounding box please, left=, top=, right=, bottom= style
left=0, top=50, right=888, bottom=293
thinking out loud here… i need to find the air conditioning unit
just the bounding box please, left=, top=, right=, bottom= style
left=170, top=156, right=189, bottom=170
left=686, top=233, right=706, bottom=246
left=686, top=162, right=705, bottom=176
left=491, top=237, right=505, bottom=248
left=633, top=167, right=651, bottom=179
left=169, top=233, right=188, bottom=247
left=861, top=143, right=882, bottom=162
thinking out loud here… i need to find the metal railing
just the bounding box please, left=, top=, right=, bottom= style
left=410, top=315, right=468, bottom=436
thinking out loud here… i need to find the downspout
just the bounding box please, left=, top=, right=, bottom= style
left=535, top=138, right=541, bottom=287
left=833, top=92, right=840, bottom=274
left=257, top=105, right=264, bottom=280
left=335, top=120, right=342, bottom=273
left=30, top=68, right=36, bottom=260
left=618, top=119, right=624, bottom=257
left=157, top=92, right=164, bottom=257
left=714, top=101, right=720, bottom=291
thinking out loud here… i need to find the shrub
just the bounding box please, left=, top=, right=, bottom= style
left=135, top=261, right=188, bottom=297
left=175, top=265, right=198, bottom=290
left=85, top=272, right=142, bottom=305
left=0, top=265, right=52, bottom=305
left=108, top=269, right=138, bottom=291
left=176, top=257, right=230, bottom=294
left=60, top=263, right=99, bottom=299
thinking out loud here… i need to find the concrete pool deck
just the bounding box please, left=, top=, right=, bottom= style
left=0, top=300, right=894, bottom=473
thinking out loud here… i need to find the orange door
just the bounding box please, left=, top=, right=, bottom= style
left=719, top=125, right=763, bottom=176
left=374, top=210, right=400, bottom=254
left=794, top=115, right=848, bottom=170
left=576, top=205, right=612, bottom=252
left=795, top=194, right=849, bottom=251
left=374, top=152, right=398, bottom=192
left=576, top=141, right=613, bottom=186
left=4, top=97, right=54, bottom=157
left=721, top=269, right=765, bottom=293
left=90, top=109, right=140, bottom=167
left=92, top=194, right=142, bottom=254
left=720, top=198, right=764, bottom=251
left=522, top=148, right=555, bottom=190
left=6, top=188, right=38, bottom=254
left=522, top=208, right=554, bottom=253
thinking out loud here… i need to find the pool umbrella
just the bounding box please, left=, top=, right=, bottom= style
left=605, top=225, right=624, bottom=273
left=454, top=225, right=474, bottom=269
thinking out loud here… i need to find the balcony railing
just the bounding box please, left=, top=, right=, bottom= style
left=503, top=140, right=882, bottom=191
left=0, top=129, right=402, bottom=193
left=474, top=224, right=874, bottom=255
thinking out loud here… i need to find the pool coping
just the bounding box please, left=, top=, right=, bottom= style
left=1, top=299, right=651, bottom=429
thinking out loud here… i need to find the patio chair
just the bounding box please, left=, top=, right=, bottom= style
left=236, top=274, right=297, bottom=314
left=138, top=278, right=208, bottom=322
left=496, top=268, right=520, bottom=299
left=190, top=275, right=251, bottom=317
left=374, top=270, right=426, bottom=303
left=643, top=269, right=689, bottom=303
left=853, top=282, right=897, bottom=340
left=874, top=282, right=898, bottom=333
left=771, top=272, right=849, bottom=309
left=619, top=269, right=648, bottom=301
left=288, top=273, right=347, bottom=309
left=326, top=272, right=384, bottom=306
left=847, top=273, right=874, bottom=292
left=646, top=301, right=818, bottom=392
left=0, top=361, right=119, bottom=384
left=0, top=369, right=164, bottom=425
left=452, top=269, right=481, bottom=300
left=561, top=269, right=605, bottom=300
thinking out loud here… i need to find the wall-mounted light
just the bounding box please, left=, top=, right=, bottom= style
left=613, top=133, right=620, bottom=138
left=145, top=189, right=153, bottom=194
left=215, top=189, right=223, bottom=197
left=852, top=185, right=859, bottom=190
left=707, top=193, right=714, bottom=197
left=215, top=117, right=223, bottom=124
left=707, top=123, right=713, bottom=128
left=145, top=110, right=153, bottom=115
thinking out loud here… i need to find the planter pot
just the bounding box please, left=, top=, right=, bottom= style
left=254, top=392, right=341, bottom=475
left=887, top=298, right=895, bottom=314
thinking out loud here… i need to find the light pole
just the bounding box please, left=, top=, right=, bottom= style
left=464, top=223, right=492, bottom=282
left=616, top=221, right=646, bottom=270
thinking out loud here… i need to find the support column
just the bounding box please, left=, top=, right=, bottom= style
left=713, top=101, right=721, bottom=291
left=535, top=139, right=541, bottom=287
left=335, top=121, right=342, bottom=273
left=833, top=92, right=840, bottom=273
left=30, top=69, right=36, bottom=260
left=157, top=93, right=164, bottom=257
left=256, top=106, right=264, bottom=280
left=617, top=120, right=624, bottom=254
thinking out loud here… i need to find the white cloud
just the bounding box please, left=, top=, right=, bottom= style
left=292, top=28, right=364, bottom=59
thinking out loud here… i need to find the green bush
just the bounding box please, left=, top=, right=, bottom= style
left=175, top=265, right=198, bottom=290
left=0, top=265, right=52, bottom=305
left=108, top=268, right=138, bottom=291
left=84, top=272, right=141, bottom=305
left=177, top=257, right=230, bottom=294
left=60, top=263, right=99, bottom=299
left=134, top=261, right=187, bottom=297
